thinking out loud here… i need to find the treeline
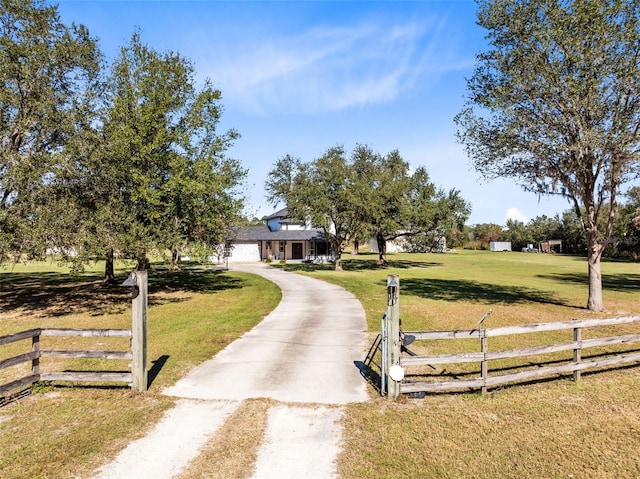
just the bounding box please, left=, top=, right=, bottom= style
left=1, top=1, right=246, bottom=279
left=465, top=189, right=640, bottom=260
left=265, top=145, right=472, bottom=271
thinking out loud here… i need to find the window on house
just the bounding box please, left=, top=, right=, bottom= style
left=279, top=241, right=285, bottom=253
left=316, top=242, right=328, bottom=255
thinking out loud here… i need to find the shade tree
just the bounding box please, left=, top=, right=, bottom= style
left=456, top=0, right=640, bottom=310
left=78, top=32, right=246, bottom=276
left=0, top=0, right=100, bottom=262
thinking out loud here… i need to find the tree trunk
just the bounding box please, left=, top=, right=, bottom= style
left=136, top=254, right=149, bottom=271
left=351, top=239, right=359, bottom=255
left=104, top=248, right=115, bottom=283
left=334, top=252, right=343, bottom=271
left=376, top=232, right=387, bottom=265
left=171, top=248, right=181, bottom=270
left=586, top=234, right=604, bottom=311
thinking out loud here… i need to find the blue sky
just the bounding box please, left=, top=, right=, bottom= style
left=54, top=0, right=572, bottom=225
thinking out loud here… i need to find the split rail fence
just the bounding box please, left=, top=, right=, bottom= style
left=0, top=328, right=134, bottom=397
left=399, top=315, right=640, bottom=396
left=1, top=270, right=148, bottom=399
left=370, top=275, right=640, bottom=398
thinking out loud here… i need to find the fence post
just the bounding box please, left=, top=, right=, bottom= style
left=386, top=275, right=401, bottom=399
left=573, top=325, right=582, bottom=382
left=381, top=314, right=387, bottom=396
left=131, top=270, right=148, bottom=392
left=478, top=310, right=491, bottom=395
left=480, top=329, right=488, bottom=394
left=31, top=333, right=40, bottom=377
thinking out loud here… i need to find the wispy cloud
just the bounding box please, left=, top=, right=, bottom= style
left=193, top=13, right=466, bottom=115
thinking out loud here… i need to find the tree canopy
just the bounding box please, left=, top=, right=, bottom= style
left=350, top=145, right=470, bottom=263
left=92, top=33, right=245, bottom=272
left=456, top=0, right=640, bottom=310
left=0, top=0, right=100, bottom=262
left=0, top=3, right=246, bottom=275
left=266, top=147, right=362, bottom=271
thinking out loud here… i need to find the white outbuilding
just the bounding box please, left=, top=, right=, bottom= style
left=489, top=241, right=512, bottom=252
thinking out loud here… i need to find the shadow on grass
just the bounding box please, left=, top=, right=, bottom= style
left=148, top=354, right=170, bottom=388
left=537, top=272, right=640, bottom=293
left=0, top=267, right=243, bottom=319
left=397, top=277, right=572, bottom=307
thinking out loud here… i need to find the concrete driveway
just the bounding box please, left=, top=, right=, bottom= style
left=93, top=263, right=369, bottom=479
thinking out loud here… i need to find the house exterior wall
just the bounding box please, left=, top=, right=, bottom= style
left=262, top=240, right=308, bottom=261
left=221, top=210, right=333, bottom=263
left=266, top=217, right=308, bottom=232
left=369, top=238, right=408, bottom=254
left=369, top=235, right=447, bottom=253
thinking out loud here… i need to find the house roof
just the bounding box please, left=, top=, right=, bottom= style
left=230, top=225, right=327, bottom=242
left=266, top=208, right=288, bottom=220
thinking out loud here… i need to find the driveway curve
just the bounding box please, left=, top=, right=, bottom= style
left=164, top=262, right=369, bottom=404
left=94, top=263, right=369, bottom=479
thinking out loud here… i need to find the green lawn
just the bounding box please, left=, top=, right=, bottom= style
left=0, top=261, right=280, bottom=479
left=1, top=251, right=639, bottom=478
left=281, top=250, right=639, bottom=330
left=279, top=250, right=640, bottom=479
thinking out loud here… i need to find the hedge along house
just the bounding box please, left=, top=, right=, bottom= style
left=222, top=208, right=333, bottom=263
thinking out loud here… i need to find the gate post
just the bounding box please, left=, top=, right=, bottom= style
left=129, top=271, right=148, bottom=392
left=386, top=275, right=401, bottom=399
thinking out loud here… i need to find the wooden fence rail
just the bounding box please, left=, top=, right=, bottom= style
left=0, top=328, right=133, bottom=397
left=397, top=315, right=640, bottom=395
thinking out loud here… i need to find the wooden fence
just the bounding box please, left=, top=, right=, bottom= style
left=398, top=315, right=640, bottom=395
left=1, top=270, right=148, bottom=400
left=0, top=328, right=134, bottom=397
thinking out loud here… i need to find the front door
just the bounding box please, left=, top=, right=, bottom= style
left=292, top=242, right=303, bottom=260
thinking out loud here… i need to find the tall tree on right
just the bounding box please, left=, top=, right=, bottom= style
left=456, top=0, right=640, bottom=311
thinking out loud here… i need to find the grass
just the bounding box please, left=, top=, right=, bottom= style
left=0, top=260, right=280, bottom=479
left=179, top=398, right=273, bottom=479
left=1, top=250, right=639, bottom=478
left=279, top=250, right=640, bottom=479
left=339, top=371, right=640, bottom=478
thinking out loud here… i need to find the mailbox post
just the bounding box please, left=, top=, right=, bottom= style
left=386, top=275, right=401, bottom=399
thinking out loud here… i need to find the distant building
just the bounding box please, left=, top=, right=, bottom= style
left=539, top=239, right=562, bottom=253
left=490, top=241, right=512, bottom=252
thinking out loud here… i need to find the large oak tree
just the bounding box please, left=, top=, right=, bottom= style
left=352, top=145, right=470, bottom=264
left=0, top=0, right=100, bottom=262
left=456, top=0, right=640, bottom=310
left=84, top=33, right=246, bottom=276
left=267, top=145, right=470, bottom=270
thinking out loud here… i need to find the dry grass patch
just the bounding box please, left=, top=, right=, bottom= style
left=0, top=387, right=174, bottom=479
left=339, top=368, right=640, bottom=479
left=179, top=398, right=273, bottom=479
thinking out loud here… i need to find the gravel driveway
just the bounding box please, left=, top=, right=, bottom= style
left=93, top=263, right=369, bottom=479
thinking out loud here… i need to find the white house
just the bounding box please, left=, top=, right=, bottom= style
left=219, top=209, right=333, bottom=263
